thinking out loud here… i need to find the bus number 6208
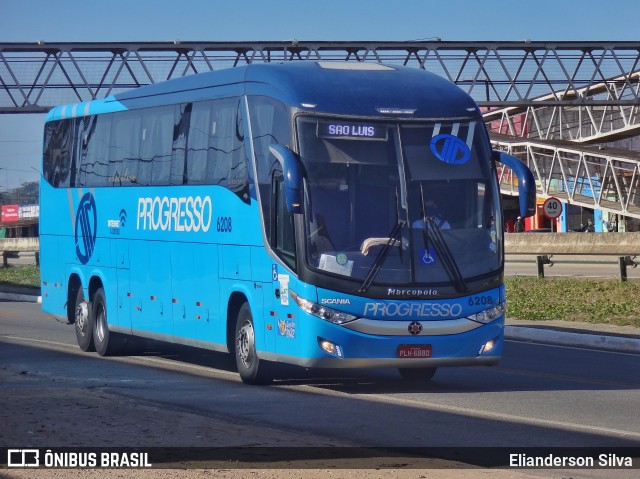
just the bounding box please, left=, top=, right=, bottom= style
left=217, top=216, right=232, bottom=233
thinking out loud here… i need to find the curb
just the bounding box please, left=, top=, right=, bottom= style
left=0, top=292, right=42, bottom=303
left=505, top=325, right=640, bottom=354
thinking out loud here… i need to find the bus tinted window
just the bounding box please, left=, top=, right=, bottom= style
left=43, top=119, right=74, bottom=188
left=45, top=99, right=249, bottom=197
left=186, top=98, right=249, bottom=200
left=79, top=114, right=111, bottom=186
left=248, top=97, right=290, bottom=244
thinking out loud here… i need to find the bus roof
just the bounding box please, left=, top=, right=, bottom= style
left=46, top=62, right=480, bottom=121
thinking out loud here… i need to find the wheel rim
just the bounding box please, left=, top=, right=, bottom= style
left=75, top=302, right=88, bottom=336
left=95, top=303, right=106, bottom=343
left=237, top=319, right=255, bottom=369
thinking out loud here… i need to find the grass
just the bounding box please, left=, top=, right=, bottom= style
left=0, top=264, right=40, bottom=288
left=0, top=265, right=638, bottom=328
left=505, top=277, right=640, bottom=328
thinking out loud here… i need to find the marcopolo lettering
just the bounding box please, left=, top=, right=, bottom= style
left=137, top=196, right=213, bottom=232
left=387, top=288, right=438, bottom=296
left=363, top=302, right=463, bottom=318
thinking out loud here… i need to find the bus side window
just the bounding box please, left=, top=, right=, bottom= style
left=111, top=110, right=142, bottom=186
left=43, top=119, right=74, bottom=188
left=248, top=96, right=290, bottom=245
left=79, top=114, right=111, bottom=187
left=273, top=176, right=296, bottom=269
left=171, top=103, right=190, bottom=185
left=185, top=98, right=248, bottom=199
left=141, top=105, right=175, bottom=185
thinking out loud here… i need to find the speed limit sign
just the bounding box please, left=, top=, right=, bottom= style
left=543, top=197, right=563, bottom=219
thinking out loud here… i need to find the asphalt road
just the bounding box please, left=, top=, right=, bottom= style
left=1, top=301, right=639, bottom=475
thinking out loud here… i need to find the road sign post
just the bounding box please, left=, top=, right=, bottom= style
left=542, top=197, right=563, bottom=232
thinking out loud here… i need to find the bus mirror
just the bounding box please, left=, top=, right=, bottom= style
left=493, top=151, right=536, bottom=218
left=269, top=145, right=304, bottom=214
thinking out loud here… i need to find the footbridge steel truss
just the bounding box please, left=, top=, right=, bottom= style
left=493, top=133, right=640, bottom=218
left=2, top=41, right=640, bottom=218
left=3, top=41, right=640, bottom=113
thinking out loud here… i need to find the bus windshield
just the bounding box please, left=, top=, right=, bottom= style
left=297, top=117, right=502, bottom=288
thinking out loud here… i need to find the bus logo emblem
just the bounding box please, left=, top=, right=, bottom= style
left=430, top=133, right=471, bottom=165
left=75, top=192, right=97, bottom=265
left=408, top=321, right=423, bottom=335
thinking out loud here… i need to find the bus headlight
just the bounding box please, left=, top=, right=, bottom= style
left=290, top=291, right=358, bottom=325
left=467, top=301, right=507, bottom=324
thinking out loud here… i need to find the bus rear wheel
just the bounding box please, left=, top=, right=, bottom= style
left=398, top=367, right=437, bottom=382
left=74, top=287, right=95, bottom=352
left=92, top=287, right=125, bottom=356
left=235, top=303, right=272, bottom=385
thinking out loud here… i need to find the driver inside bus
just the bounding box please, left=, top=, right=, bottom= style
left=412, top=199, right=451, bottom=230
left=308, top=213, right=335, bottom=258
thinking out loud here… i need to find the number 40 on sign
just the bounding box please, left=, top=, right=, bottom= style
left=542, top=197, right=563, bottom=232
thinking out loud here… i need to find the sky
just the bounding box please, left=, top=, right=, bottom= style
left=1, top=0, right=640, bottom=194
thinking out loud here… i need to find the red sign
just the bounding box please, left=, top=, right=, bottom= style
left=1, top=204, right=19, bottom=222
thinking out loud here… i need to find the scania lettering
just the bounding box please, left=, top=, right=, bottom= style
left=136, top=196, right=212, bottom=232
left=40, top=61, right=535, bottom=385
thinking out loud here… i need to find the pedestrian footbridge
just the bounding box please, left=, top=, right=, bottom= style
left=491, top=133, right=640, bottom=219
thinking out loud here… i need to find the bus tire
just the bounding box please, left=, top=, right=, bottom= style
left=92, top=287, right=125, bottom=356
left=235, top=303, right=272, bottom=385
left=398, top=367, right=437, bottom=382
left=74, top=287, right=95, bottom=352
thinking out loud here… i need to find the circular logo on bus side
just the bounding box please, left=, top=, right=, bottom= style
left=75, top=192, right=97, bottom=265
left=430, top=134, right=471, bottom=165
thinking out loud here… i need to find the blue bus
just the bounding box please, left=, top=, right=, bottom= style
left=40, top=62, right=535, bottom=384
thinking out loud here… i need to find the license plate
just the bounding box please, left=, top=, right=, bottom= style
left=398, top=345, right=432, bottom=358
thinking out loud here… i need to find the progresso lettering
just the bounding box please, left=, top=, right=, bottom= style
left=137, top=196, right=213, bottom=232
left=363, top=302, right=463, bottom=318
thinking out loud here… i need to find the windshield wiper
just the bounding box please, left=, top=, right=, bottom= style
left=358, top=219, right=405, bottom=293
left=358, top=187, right=405, bottom=293
left=419, top=184, right=468, bottom=293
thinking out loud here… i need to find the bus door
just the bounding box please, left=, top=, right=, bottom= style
left=270, top=266, right=299, bottom=358
left=270, top=177, right=299, bottom=358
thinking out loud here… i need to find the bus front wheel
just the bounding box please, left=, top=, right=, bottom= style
left=92, top=288, right=125, bottom=356
left=74, top=287, right=95, bottom=352
left=398, top=367, right=437, bottom=382
left=235, top=303, right=272, bottom=385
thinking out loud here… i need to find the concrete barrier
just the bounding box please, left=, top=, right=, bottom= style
left=505, top=232, right=640, bottom=280
left=0, top=238, right=40, bottom=267
left=505, top=232, right=640, bottom=255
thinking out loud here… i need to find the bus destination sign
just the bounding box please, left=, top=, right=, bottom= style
left=318, top=121, right=387, bottom=140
